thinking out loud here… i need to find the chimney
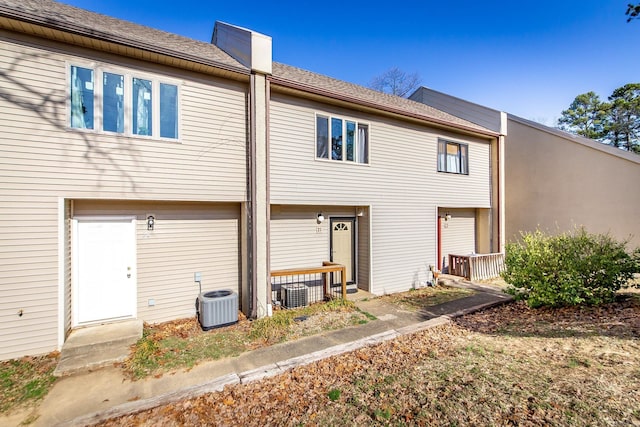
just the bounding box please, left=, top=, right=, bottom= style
left=212, top=21, right=272, bottom=75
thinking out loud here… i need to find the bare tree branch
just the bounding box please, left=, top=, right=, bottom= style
left=369, top=67, right=422, bottom=98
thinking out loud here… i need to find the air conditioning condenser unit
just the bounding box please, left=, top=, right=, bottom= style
left=197, top=289, right=238, bottom=331
left=282, top=284, right=307, bottom=308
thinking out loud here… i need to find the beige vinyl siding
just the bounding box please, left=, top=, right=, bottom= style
left=439, top=208, right=477, bottom=270
left=0, top=34, right=247, bottom=201
left=73, top=201, right=240, bottom=324
left=270, top=205, right=355, bottom=271
left=269, top=94, right=490, bottom=206
left=270, top=206, right=329, bottom=271
left=0, top=34, right=247, bottom=360
left=269, top=93, right=492, bottom=295
left=0, top=199, right=59, bottom=359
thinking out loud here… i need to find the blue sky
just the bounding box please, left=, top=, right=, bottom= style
left=61, top=0, right=639, bottom=126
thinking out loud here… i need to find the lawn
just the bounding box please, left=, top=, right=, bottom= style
left=0, top=286, right=470, bottom=417
left=0, top=353, right=58, bottom=415
left=123, top=285, right=471, bottom=379
left=96, top=293, right=640, bottom=426
left=123, top=298, right=372, bottom=379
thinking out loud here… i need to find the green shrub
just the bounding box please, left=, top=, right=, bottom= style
left=502, top=228, right=639, bottom=307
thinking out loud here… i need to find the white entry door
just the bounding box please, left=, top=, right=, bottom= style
left=330, top=218, right=356, bottom=283
left=74, top=218, right=136, bottom=325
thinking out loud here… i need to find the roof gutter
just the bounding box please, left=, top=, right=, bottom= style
left=268, top=76, right=500, bottom=139
left=0, top=7, right=250, bottom=77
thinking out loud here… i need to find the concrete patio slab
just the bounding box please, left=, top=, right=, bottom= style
left=53, top=319, right=143, bottom=377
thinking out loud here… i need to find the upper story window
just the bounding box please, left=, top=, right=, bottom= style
left=103, top=72, right=124, bottom=133
left=132, top=77, right=152, bottom=136
left=160, top=83, right=178, bottom=139
left=69, top=64, right=179, bottom=140
left=316, top=114, right=368, bottom=164
left=438, top=139, right=468, bottom=175
left=70, top=66, right=94, bottom=129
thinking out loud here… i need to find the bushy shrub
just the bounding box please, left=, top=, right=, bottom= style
left=502, top=228, right=639, bottom=307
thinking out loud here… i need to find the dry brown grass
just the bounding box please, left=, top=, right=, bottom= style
left=123, top=299, right=370, bottom=379
left=97, top=295, right=640, bottom=426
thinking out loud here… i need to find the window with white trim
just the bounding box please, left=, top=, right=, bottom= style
left=437, top=139, right=468, bottom=174
left=103, top=72, right=124, bottom=133
left=69, top=64, right=179, bottom=140
left=316, top=114, right=368, bottom=164
left=70, top=66, right=94, bottom=129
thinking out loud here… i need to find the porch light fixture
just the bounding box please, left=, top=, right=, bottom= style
left=147, top=215, right=155, bottom=230
left=317, top=213, right=325, bottom=223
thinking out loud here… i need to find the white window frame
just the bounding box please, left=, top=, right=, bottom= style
left=67, top=61, right=181, bottom=142
left=68, top=62, right=96, bottom=131
left=101, top=70, right=126, bottom=134
left=315, top=113, right=369, bottom=165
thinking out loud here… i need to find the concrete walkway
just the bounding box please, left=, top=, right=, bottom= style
left=53, top=319, right=143, bottom=377
left=4, top=280, right=511, bottom=427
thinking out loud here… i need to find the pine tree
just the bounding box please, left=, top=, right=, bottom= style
left=605, top=84, right=640, bottom=153
left=558, top=92, right=608, bottom=140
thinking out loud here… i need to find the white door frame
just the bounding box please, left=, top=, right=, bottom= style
left=330, top=217, right=356, bottom=283
left=72, top=216, right=137, bottom=327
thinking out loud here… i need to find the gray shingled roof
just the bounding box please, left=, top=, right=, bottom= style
left=0, top=0, right=247, bottom=72
left=271, top=62, right=496, bottom=136
left=0, top=0, right=496, bottom=136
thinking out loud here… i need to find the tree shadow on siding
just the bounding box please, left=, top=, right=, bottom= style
left=0, top=52, right=143, bottom=193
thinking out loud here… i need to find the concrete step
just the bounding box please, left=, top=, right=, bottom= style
left=54, top=319, right=143, bottom=377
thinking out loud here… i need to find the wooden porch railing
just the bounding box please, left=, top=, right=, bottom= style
left=448, top=253, right=505, bottom=281
left=270, top=262, right=346, bottom=308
